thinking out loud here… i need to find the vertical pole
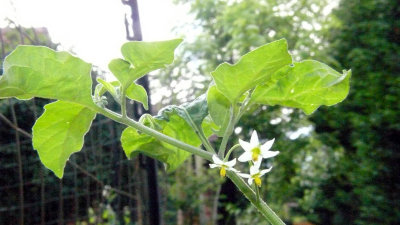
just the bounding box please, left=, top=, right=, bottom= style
left=58, top=180, right=64, bottom=225
left=31, top=99, right=46, bottom=225
left=0, top=28, right=5, bottom=59
left=73, top=156, right=79, bottom=222
left=9, top=100, right=24, bottom=225
left=121, top=1, right=162, bottom=225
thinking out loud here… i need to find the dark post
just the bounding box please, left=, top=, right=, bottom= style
left=121, top=1, right=162, bottom=225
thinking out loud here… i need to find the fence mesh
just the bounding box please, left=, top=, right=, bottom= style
left=0, top=25, right=153, bottom=225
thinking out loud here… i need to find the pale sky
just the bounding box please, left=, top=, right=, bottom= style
left=0, top=0, right=190, bottom=70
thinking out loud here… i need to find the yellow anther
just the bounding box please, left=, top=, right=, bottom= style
left=254, top=176, right=262, bottom=187
left=251, top=147, right=261, bottom=162
left=252, top=152, right=259, bottom=162
left=220, top=167, right=226, bottom=177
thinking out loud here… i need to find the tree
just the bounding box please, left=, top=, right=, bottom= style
left=309, top=0, right=400, bottom=224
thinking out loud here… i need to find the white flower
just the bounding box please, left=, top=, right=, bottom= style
left=209, top=155, right=239, bottom=177
left=238, top=159, right=272, bottom=187
left=238, top=130, right=279, bottom=163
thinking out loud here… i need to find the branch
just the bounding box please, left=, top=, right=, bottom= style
left=0, top=112, right=32, bottom=138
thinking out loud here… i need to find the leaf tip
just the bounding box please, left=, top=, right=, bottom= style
left=54, top=169, right=64, bottom=179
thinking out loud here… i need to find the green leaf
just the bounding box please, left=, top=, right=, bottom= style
left=206, top=85, right=230, bottom=136
left=0, top=46, right=95, bottom=108
left=121, top=38, right=183, bottom=80
left=121, top=113, right=202, bottom=172
left=108, top=58, right=135, bottom=88
left=96, top=78, right=118, bottom=99
left=211, top=39, right=292, bottom=103
left=126, top=83, right=149, bottom=110
left=156, top=114, right=200, bottom=171
left=251, top=60, right=352, bottom=114
left=156, top=94, right=208, bottom=129
left=109, top=39, right=183, bottom=89
left=32, top=101, right=96, bottom=178
left=121, top=127, right=156, bottom=159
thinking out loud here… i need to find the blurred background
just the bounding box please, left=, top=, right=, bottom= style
left=0, top=0, right=399, bottom=224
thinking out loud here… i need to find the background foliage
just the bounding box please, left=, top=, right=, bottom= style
left=154, top=0, right=400, bottom=224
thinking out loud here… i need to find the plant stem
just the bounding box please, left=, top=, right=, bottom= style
left=95, top=106, right=285, bottom=225
left=121, top=88, right=127, bottom=118
left=227, top=171, right=285, bottom=225
left=218, top=106, right=236, bottom=158
left=96, top=106, right=213, bottom=160
left=181, top=107, right=216, bottom=154
left=224, top=144, right=241, bottom=161
left=197, top=128, right=216, bottom=154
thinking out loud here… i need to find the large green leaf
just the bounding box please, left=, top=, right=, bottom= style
left=121, top=113, right=202, bottom=172
left=251, top=60, right=351, bottom=114
left=110, top=39, right=183, bottom=89
left=0, top=46, right=95, bottom=108
left=211, top=39, right=292, bottom=103
left=121, top=39, right=183, bottom=80
left=32, top=101, right=96, bottom=178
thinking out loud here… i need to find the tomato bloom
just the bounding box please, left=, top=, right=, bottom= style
left=238, top=159, right=272, bottom=187
left=238, top=130, right=279, bottom=163
left=209, top=155, right=239, bottom=177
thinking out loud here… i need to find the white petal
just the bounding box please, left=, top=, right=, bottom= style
left=260, top=138, right=275, bottom=152
left=225, top=158, right=237, bottom=167
left=260, top=167, right=273, bottom=176
left=238, top=173, right=251, bottom=178
left=239, top=139, right=253, bottom=151
left=248, top=178, right=253, bottom=186
left=238, top=152, right=252, bottom=162
left=250, top=165, right=259, bottom=175
left=253, top=158, right=262, bottom=169
left=250, top=130, right=259, bottom=146
left=262, top=151, right=280, bottom=159
left=209, top=164, right=220, bottom=168
left=212, top=154, right=224, bottom=165
left=228, top=167, right=240, bottom=173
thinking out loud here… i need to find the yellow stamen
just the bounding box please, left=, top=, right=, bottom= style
left=254, top=176, right=262, bottom=187
left=220, top=167, right=226, bottom=177
left=252, top=147, right=261, bottom=162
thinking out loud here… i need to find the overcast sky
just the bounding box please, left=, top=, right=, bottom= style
left=0, top=0, right=190, bottom=70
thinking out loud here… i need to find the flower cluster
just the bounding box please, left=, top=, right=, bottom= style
left=209, top=130, right=279, bottom=187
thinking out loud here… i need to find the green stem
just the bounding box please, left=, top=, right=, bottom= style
left=224, top=144, right=241, bottom=161
left=181, top=108, right=215, bottom=154
left=218, top=106, right=236, bottom=158
left=198, top=128, right=216, bottom=154
left=94, top=106, right=285, bottom=225
left=256, top=185, right=260, bottom=203
left=121, top=87, right=127, bottom=118
left=235, top=89, right=254, bottom=124
left=227, top=171, right=286, bottom=225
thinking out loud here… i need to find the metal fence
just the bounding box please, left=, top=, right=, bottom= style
left=0, top=98, right=149, bottom=225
